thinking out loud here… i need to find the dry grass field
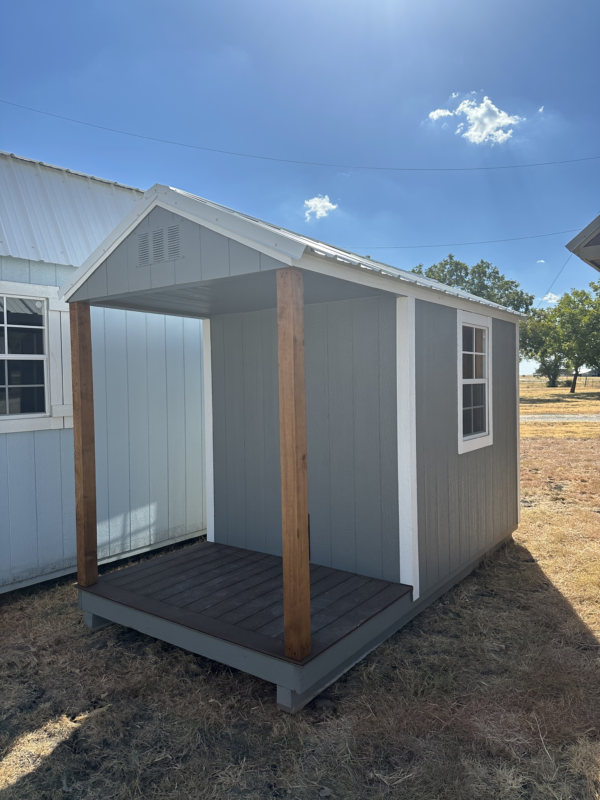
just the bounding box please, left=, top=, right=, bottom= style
left=520, top=384, right=600, bottom=416
left=1, top=387, right=599, bottom=799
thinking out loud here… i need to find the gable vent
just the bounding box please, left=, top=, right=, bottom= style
left=152, top=228, right=164, bottom=263
left=167, top=224, right=181, bottom=260
left=138, top=232, right=150, bottom=266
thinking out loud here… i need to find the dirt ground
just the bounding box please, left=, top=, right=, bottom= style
left=1, top=394, right=600, bottom=799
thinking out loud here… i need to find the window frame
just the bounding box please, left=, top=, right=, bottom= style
left=0, top=281, right=73, bottom=434
left=0, top=292, right=49, bottom=420
left=457, top=310, right=493, bottom=454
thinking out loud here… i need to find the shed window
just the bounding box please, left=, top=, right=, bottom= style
left=0, top=296, right=47, bottom=416
left=458, top=311, right=493, bottom=454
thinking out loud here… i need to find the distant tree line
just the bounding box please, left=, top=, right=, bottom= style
left=520, top=284, right=600, bottom=392
left=412, top=256, right=600, bottom=393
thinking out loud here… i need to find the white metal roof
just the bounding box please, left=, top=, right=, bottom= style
left=61, top=183, right=524, bottom=318
left=0, top=151, right=143, bottom=267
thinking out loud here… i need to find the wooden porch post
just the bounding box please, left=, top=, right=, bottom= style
left=276, top=267, right=311, bottom=661
left=70, top=301, right=98, bottom=587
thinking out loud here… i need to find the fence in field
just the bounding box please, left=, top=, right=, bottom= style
left=520, top=376, right=600, bottom=388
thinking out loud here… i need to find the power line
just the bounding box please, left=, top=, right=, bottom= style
left=2, top=97, right=600, bottom=173
left=536, top=253, right=573, bottom=308
left=348, top=228, right=580, bottom=250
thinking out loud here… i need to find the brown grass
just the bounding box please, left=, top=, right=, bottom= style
left=521, top=421, right=600, bottom=438
left=520, top=384, right=600, bottom=416
left=1, top=436, right=600, bottom=798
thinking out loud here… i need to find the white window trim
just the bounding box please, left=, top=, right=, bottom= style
left=458, top=309, right=493, bottom=454
left=0, top=281, right=72, bottom=434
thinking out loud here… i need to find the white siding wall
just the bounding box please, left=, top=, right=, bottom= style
left=1, top=267, right=206, bottom=592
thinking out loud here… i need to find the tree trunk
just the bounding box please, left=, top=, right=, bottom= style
left=570, top=369, right=579, bottom=393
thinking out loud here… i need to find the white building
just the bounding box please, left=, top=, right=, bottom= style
left=0, top=153, right=206, bottom=592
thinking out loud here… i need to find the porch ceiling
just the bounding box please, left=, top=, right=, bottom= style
left=86, top=267, right=395, bottom=319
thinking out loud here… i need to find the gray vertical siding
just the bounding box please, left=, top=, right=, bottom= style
left=0, top=429, right=77, bottom=587
left=1, top=301, right=206, bottom=591
left=414, top=300, right=518, bottom=595
left=91, top=307, right=205, bottom=559
left=211, top=296, right=400, bottom=582
left=211, top=309, right=281, bottom=552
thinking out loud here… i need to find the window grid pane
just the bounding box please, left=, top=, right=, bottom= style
left=475, top=327, right=485, bottom=353
left=463, top=352, right=474, bottom=379
left=8, top=387, right=45, bottom=414
left=463, top=409, right=473, bottom=436
left=462, top=325, right=474, bottom=352
left=6, top=298, right=44, bottom=326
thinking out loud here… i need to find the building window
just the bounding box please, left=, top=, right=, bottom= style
left=458, top=311, right=493, bottom=453
left=0, top=296, right=47, bottom=416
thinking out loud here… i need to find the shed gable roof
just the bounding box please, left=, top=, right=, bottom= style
left=60, top=184, right=523, bottom=317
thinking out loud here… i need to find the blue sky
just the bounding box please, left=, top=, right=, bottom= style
left=1, top=0, right=599, bottom=372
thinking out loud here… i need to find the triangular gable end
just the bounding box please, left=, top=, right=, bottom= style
left=59, top=185, right=305, bottom=303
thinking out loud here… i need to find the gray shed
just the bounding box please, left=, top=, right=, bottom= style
left=60, top=185, right=522, bottom=712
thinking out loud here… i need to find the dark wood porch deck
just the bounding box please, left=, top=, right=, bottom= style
left=80, top=541, right=412, bottom=664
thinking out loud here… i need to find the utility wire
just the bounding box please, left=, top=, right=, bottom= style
left=536, top=253, right=573, bottom=308
left=2, top=97, right=600, bottom=173
left=348, top=228, right=580, bottom=250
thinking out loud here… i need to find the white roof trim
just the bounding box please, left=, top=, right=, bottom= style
left=59, top=183, right=525, bottom=317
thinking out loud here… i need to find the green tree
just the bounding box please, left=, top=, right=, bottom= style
left=554, top=284, right=600, bottom=393
left=412, top=254, right=534, bottom=313
left=520, top=308, right=563, bottom=387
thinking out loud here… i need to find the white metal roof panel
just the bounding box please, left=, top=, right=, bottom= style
left=0, top=151, right=143, bottom=267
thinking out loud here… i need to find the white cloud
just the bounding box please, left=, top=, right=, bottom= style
left=428, top=108, right=454, bottom=121
left=428, top=95, right=524, bottom=145
left=538, top=106, right=544, bottom=112
left=304, top=195, right=338, bottom=221
left=451, top=92, right=459, bottom=99
left=543, top=292, right=560, bottom=304
left=537, top=259, right=545, bottom=263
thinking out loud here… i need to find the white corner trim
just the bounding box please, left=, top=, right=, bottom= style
left=396, top=296, right=419, bottom=600
left=457, top=309, right=494, bottom=454
left=202, top=319, right=215, bottom=542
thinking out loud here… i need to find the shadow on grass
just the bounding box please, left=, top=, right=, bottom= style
left=1, top=540, right=600, bottom=799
